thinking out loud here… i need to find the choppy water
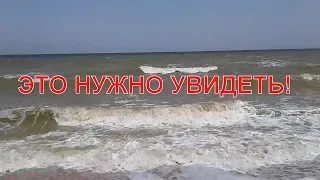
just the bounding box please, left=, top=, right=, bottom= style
left=0, top=50, right=320, bottom=180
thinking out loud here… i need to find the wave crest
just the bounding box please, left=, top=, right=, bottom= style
left=299, top=74, right=320, bottom=81
left=52, top=101, right=245, bottom=127
left=139, top=65, right=218, bottom=74
left=1, top=101, right=319, bottom=136
left=0, top=72, right=41, bottom=80
left=0, top=107, right=58, bottom=139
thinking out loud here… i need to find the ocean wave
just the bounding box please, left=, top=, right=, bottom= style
left=52, top=101, right=247, bottom=127
left=2, top=134, right=319, bottom=177
left=54, top=102, right=320, bottom=128
left=0, top=74, right=22, bottom=79
left=306, top=63, right=320, bottom=67
left=0, top=72, right=50, bottom=83
left=231, top=59, right=293, bottom=68
left=299, top=74, right=320, bottom=81
left=0, top=107, right=57, bottom=139
left=1, top=101, right=319, bottom=134
left=257, top=59, right=292, bottom=67
left=1, top=101, right=320, bottom=175
left=0, top=101, right=247, bottom=133
left=139, top=65, right=218, bottom=74
left=0, top=72, right=40, bottom=79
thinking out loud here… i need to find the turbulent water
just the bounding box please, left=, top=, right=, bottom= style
left=0, top=50, right=320, bottom=180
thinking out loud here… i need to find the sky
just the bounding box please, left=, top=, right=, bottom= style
left=0, top=0, right=320, bottom=55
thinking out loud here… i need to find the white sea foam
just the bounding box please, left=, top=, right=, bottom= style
left=230, top=58, right=293, bottom=68
left=139, top=65, right=218, bottom=74
left=114, top=99, right=134, bottom=104
left=52, top=100, right=249, bottom=128
left=299, top=74, right=320, bottom=81
left=0, top=72, right=51, bottom=83
left=1, top=122, right=320, bottom=175
left=50, top=101, right=320, bottom=128
left=1, top=101, right=320, bottom=176
left=0, top=72, right=39, bottom=79
left=1, top=74, right=23, bottom=79
left=257, top=59, right=291, bottom=67
left=2, top=100, right=319, bottom=129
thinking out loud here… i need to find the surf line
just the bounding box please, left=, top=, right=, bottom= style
left=17, top=75, right=291, bottom=97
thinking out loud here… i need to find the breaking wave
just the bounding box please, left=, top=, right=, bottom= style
left=0, top=107, right=57, bottom=139
left=1, top=100, right=319, bottom=137
left=1, top=101, right=246, bottom=137
left=1, top=101, right=320, bottom=176
left=139, top=65, right=218, bottom=74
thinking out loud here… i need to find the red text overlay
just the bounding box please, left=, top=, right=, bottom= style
left=18, top=75, right=291, bottom=97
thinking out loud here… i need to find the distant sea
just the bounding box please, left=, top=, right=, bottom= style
left=0, top=49, right=320, bottom=180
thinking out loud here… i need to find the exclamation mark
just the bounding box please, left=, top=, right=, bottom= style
left=286, top=75, right=291, bottom=94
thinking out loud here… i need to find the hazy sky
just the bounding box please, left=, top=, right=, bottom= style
left=1, top=0, right=320, bottom=54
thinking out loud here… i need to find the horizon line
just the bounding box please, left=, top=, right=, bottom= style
left=1, top=47, right=319, bottom=57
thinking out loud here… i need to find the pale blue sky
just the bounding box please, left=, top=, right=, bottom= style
left=0, top=0, right=320, bottom=54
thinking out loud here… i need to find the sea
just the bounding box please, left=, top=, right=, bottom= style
left=0, top=49, right=320, bottom=180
